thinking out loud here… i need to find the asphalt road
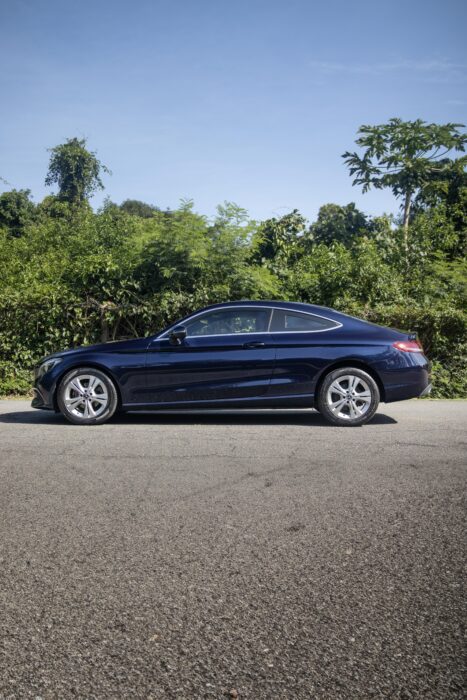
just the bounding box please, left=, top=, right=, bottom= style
left=0, top=400, right=466, bottom=699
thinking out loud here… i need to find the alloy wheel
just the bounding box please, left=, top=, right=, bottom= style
left=326, top=374, right=372, bottom=421
left=63, top=374, right=110, bottom=419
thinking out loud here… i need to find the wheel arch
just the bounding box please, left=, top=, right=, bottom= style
left=53, top=361, right=123, bottom=411
left=314, top=359, right=386, bottom=404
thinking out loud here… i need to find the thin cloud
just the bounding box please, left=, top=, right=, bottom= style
left=309, top=58, right=467, bottom=82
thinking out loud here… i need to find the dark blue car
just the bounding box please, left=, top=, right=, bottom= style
left=32, top=301, right=431, bottom=426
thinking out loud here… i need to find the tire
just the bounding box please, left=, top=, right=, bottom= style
left=57, top=367, right=118, bottom=425
left=317, top=367, right=379, bottom=427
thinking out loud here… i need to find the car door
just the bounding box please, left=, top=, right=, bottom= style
left=268, top=308, right=342, bottom=397
left=141, top=306, right=276, bottom=406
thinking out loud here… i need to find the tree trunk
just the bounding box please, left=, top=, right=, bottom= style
left=100, top=311, right=110, bottom=343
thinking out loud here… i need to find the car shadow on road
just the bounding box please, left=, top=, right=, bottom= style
left=0, top=409, right=397, bottom=426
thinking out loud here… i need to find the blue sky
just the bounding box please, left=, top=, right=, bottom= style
left=1, top=0, right=466, bottom=221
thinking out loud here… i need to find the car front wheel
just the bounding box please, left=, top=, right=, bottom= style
left=317, top=367, right=380, bottom=427
left=57, top=367, right=118, bottom=425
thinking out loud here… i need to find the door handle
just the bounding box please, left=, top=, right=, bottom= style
left=243, top=341, right=265, bottom=349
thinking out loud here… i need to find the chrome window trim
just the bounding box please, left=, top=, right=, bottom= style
left=157, top=305, right=343, bottom=339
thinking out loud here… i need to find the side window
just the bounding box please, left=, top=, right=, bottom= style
left=186, top=308, right=272, bottom=336
left=270, top=310, right=339, bottom=332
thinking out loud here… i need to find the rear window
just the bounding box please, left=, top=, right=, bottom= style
left=270, top=309, right=339, bottom=332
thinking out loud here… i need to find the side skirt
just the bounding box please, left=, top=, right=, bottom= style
left=122, top=393, right=315, bottom=411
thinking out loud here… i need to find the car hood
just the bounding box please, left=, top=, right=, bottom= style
left=40, top=337, right=150, bottom=363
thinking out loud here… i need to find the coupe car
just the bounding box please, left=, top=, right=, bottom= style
left=32, top=301, right=431, bottom=426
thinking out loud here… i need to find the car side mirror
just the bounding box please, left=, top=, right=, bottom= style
left=169, top=325, right=187, bottom=345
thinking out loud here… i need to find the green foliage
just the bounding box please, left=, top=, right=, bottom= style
left=119, top=199, right=159, bottom=218
left=288, top=238, right=403, bottom=308
left=311, top=203, right=371, bottom=246
left=343, top=118, right=466, bottom=198
left=343, top=118, right=466, bottom=230
left=252, top=210, right=308, bottom=266
left=0, top=189, right=36, bottom=237
left=414, top=158, right=467, bottom=252
left=45, top=137, right=110, bottom=204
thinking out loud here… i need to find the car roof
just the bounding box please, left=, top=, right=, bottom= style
left=195, top=300, right=344, bottom=319
left=155, top=299, right=389, bottom=339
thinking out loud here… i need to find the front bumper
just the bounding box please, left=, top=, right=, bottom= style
left=31, top=386, right=54, bottom=410
left=31, top=365, right=60, bottom=410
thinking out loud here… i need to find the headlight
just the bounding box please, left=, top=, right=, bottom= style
left=37, top=357, right=63, bottom=379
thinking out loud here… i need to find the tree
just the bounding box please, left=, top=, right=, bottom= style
left=119, top=199, right=158, bottom=218
left=342, top=119, right=466, bottom=249
left=135, top=204, right=210, bottom=296
left=45, top=137, right=110, bottom=204
left=311, top=203, right=371, bottom=246
left=253, top=209, right=308, bottom=264
left=414, top=158, right=467, bottom=246
left=0, top=189, right=35, bottom=237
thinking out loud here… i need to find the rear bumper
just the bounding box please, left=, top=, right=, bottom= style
left=383, top=367, right=431, bottom=403
left=378, top=350, right=431, bottom=403
left=419, top=382, right=432, bottom=397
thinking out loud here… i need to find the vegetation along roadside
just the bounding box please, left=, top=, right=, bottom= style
left=0, top=119, right=465, bottom=398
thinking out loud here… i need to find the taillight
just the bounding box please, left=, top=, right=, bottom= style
left=392, top=340, right=423, bottom=353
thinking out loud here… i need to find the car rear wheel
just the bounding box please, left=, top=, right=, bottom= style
left=57, top=367, right=118, bottom=425
left=317, top=367, right=379, bottom=427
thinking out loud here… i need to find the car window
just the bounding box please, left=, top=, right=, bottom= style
left=185, top=308, right=271, bottom=336
left=270, top=309, right=339, bottom=332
